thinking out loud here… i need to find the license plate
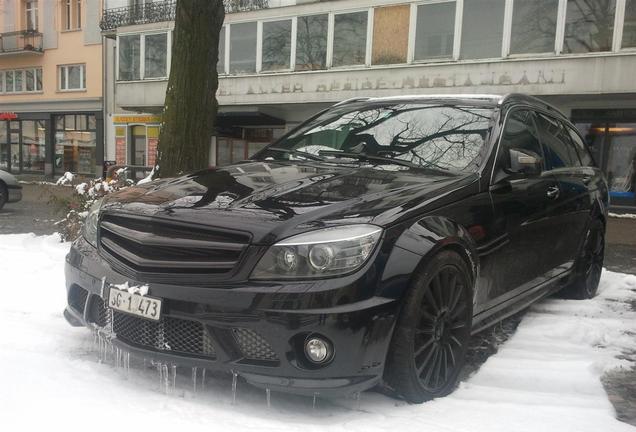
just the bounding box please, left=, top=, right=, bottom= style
left=107, top=287, right=162, bottom=321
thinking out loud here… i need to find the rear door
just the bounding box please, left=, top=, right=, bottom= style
left=534, top=113, right=593, bottom=272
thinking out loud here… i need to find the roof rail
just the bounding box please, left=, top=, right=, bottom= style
left=332, top=97, right=371, bottom=107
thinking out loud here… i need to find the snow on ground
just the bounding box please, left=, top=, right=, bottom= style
left=1, top=234, right=635, bottom=431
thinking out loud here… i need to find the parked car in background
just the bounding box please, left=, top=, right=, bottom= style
left=64, top=94, right=608, bottom=403
left=0, top=170, right=22, bottom=211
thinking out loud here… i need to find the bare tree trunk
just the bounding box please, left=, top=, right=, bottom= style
left=157, top=0, right=225, bottom=177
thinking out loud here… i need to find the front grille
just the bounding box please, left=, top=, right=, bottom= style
left=88, top=297, right=216, bottom=358
left=98, top=213, right=250, bottom=282
left=232, top=328, right=279, bottom=361
left=68, top=285, right=89, bottom=314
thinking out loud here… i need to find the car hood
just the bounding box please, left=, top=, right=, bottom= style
left=102, top=161, right=478, bottom=243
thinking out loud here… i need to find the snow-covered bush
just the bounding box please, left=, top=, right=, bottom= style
left=52, top=172, right=134, bottom=242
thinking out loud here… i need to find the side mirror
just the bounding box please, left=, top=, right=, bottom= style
left=506, top=149, right=542, bottom=176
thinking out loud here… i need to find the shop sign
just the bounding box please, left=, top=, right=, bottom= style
left=113, top=115, right=161, bottom=124
left=0, top=112, right=18, bottom=120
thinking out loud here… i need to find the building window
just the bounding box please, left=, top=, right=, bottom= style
left=218, top=26, right=226, bottom=74
left=461, top=0, right=506, bottom=59
left=63, top=0, right=82, bottom=30
left=59, top=64, right=86, bottom=91
left=295, top=14, right=328, bottom=71
left=563, top=0, right=616, bottom=53
left=414, top=2, right=456, bottom=61
left=332, top=11, right=368, bottom=67
left=0, top=68, right=43, bottom=93
left=372, top=5, right=409, bottom=65
left=118, top=32, right=168, bottom=81
left=262, top=19, right=292, bottom=72
left=510, top=0, right=558, bottom=54
left=144, top=33, right=168, bottom=78
left=230, top=22, right=257, bottom=74
left=119, top=34, right=141, bottom=80
left=25, top=0, right=38, bottom=30
left=54, top=114, right=97, bottom=174
left=623, top=0, right=636, bottom=48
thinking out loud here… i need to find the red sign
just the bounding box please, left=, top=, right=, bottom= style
left=0, top=112, right=18, bottom=120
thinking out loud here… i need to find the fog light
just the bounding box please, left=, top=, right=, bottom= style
left=304, top=337, right=332, bottom=363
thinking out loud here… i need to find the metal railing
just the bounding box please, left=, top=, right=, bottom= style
left=0, top=30, right=43, bottom=54
left=100, top=0, right=270, bottom=31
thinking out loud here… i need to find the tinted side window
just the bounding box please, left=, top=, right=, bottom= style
left=498, top=109, right=544, bottom=171
left=566, top=126, right=594, bottom=166
left=535, top=113, right=581, bottom=169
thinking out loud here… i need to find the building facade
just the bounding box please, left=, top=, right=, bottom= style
left=102, top=0, right=636, bottom=209
left=0, top=0, right=104, bottom=178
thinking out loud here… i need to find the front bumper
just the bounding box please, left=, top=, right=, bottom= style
left=64, top=237, right=400, bottom=397
left=7, top=184, right=22, bottom=203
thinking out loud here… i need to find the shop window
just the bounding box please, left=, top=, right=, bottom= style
left=0, top=68, right=42, bottom=93
left=563, top=0, right=616, bottom=53
left=21, top=120, right=46, bottom=172
left=461, top=0, right=505, bottom=59
left=414, top=2, right=455, bottom=61
left=295, top=14, right=328, bottom=71
left=230, top=22, right=257, bottom=74
left=119, top=34, right=141, bottom=80
left=262, top=19, right=292, bottom=71
left=622, top=0, right=636, bottom=48
left=63, top=0, right=82, bottom=30
left=54, top=114, right=97, bottom=175
left=605, top=124, right=636, bottom=203
left=144, top=33, right=168, bottom=78
left=25, top=0, right=38, bottom=31
left=333, top=12, right=368, bottom=67
left=372, top=5, right=409, bottom=65
left=218, top=27, right=226, bottom=74
left=510, top=0, right=558, bottom=54
left=59, top=64, right=86, bottom=91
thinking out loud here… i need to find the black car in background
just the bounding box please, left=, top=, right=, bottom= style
left=64, top=94, right=608, bottom=403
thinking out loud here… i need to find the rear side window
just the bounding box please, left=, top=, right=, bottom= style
left=498, top=109, right=544, bottom=171
left=566, top=126, right=594, bottom=166
left=535, top=113, right=581, bottom=169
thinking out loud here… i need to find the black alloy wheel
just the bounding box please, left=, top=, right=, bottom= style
left=560, top=219, right=605, bottom=300
left=385, top=250, right=473, bottom=403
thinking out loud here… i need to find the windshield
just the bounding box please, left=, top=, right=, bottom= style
left=256, top=103, right=495, bottom=172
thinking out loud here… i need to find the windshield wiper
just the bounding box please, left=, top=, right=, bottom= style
left=318, top=150, right=423, bottom=169
left=266, top=147, right=325, bottom=162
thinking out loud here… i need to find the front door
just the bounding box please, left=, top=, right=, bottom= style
left=483, top=109, right=561, bottom=307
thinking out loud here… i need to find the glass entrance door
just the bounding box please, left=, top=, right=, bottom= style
left=0, top=122, right=8, bottom=170
left=9, top=121, right=20, bottom=174
left=605, top=124, right=636, bottom=207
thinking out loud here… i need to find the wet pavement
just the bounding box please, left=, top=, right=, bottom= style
left=1, top=183, right=635, bottom=425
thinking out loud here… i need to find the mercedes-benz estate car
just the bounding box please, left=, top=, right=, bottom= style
left=64, top=94, right=608, bottom=403
left=0, top=169, right=22, bottom=211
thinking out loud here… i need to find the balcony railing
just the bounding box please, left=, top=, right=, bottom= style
left=0, top=30, right=43, bottom=55
left=100, top=0, right=270, bottom=31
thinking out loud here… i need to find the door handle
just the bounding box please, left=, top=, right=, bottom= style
left=546, top=185, right=560, bottom=199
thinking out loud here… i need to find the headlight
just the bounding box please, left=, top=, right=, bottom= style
left=83, top=198, right=104, bottom=247
left=251, top=224, right=382, bottom=279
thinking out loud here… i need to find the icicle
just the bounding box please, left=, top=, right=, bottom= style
left=201, top=368, right=206, bottom=392
left=313, top=393, right=318, bottom=410
left=354, top=392, right=361, bottom=410
left=192, top=366, right=198, bottom=394
left=124, top=351, right=130, bottom=379
left=266, top=388, right=271, bottom=409
left=231, top=371, right=238, bottom=405
left=171, top=364, right=177, bottom=392
left=156, top=361, right=163, bottom=391
left=162, top=364, right=169, bottom=394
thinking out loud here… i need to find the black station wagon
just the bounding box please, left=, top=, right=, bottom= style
left=65, top=94, right=608, bottom=403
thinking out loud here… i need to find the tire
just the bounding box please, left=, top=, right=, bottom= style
left=0, top=182, right=7, bottom=211
left=559, top=219, right=605, bottom=300
left=385, top=250, right=473, bottom=403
